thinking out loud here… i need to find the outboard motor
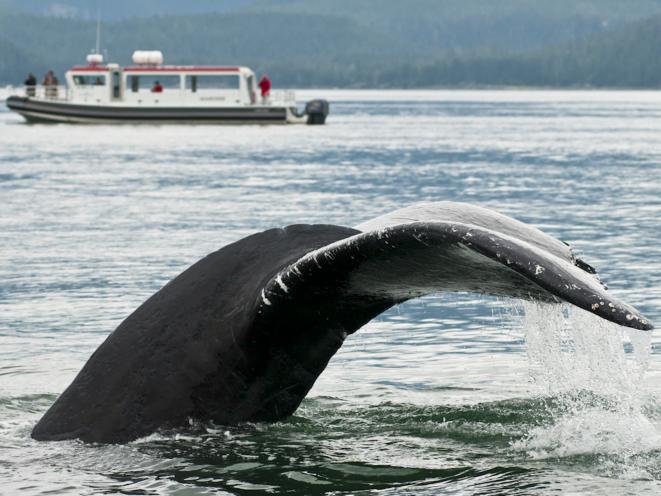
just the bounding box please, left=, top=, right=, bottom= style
left=305, top=99, right=329, bottom=125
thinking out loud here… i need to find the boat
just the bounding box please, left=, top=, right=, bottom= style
left=6, top=51, right=329, bottom=125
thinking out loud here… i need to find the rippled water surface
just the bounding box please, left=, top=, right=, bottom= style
left=1, top=90, right=660, bottom=495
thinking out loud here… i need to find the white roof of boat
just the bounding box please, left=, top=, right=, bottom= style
left=69, top=65, right=251, bottom=73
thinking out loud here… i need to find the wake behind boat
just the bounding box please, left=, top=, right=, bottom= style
left=6, top=51, right=329, bottom=125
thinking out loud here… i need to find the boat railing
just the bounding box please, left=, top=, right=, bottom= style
left=268, top=90, right=296, bottom=106
left=7, top=84, right=299, bottom=108
left=12, top=85, right=70, bottom=101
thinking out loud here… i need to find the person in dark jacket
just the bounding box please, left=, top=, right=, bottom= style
left=24, top=73, right=37, bottom=97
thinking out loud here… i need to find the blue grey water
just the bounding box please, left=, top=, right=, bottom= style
left=0, top=89, right=659, bottom=495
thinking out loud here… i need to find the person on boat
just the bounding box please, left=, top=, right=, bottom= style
left=151, top=81, right=163, bottom=93
left=258, top=74, right=271, bottom=103
left=42, top=71, right=53, bottom=86
left=24, top=73, right=37, bottom=97
left=42, top=70, right=59, bottom=99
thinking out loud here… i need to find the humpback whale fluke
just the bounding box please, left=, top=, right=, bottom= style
left=31, top=202, right=653, bottom=443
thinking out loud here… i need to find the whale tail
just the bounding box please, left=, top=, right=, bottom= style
left=31, top=203, right=652, bottom=443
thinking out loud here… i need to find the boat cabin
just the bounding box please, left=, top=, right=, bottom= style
left=65, top=51, right=258, bottom=106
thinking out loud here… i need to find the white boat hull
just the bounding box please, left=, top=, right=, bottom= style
left=6, top=97, right=325, bottom=125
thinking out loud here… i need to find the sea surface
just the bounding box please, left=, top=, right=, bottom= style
left=0, top=89, right=659, bottom=495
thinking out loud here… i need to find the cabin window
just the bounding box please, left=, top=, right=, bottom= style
left=186, top=75, right=240, bottom=92
left=73, top=75, right=106, bottom=86
left=126, top=75, right=181, bottom=92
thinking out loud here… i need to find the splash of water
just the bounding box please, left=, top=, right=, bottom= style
left=511, top=302, right=660, bottom=479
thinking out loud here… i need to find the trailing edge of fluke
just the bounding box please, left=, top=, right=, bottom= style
left=31, top=202, right=653, bottom=443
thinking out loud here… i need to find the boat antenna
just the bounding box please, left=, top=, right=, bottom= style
left=95, top=9, right=101, bottom=54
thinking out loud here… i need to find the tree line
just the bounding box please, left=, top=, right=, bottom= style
left=2, top=4, right=661, bottom=88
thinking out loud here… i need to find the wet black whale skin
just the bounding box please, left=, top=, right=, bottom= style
left=31, top=222, right=652, bottom=443
left=31, top=225, right=361, bottom=443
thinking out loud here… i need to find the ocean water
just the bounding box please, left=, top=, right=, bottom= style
left=0, top=89, right=659, bottom=495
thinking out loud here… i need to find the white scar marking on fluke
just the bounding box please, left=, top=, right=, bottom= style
left=261, top=289, right=272, bottom=306
left=534, top=265, right=545, bottom=275
left=275, top=274, right=289, bottom=293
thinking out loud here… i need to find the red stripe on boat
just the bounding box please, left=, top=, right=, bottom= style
left=70, top=66, right=242, bottom=73
left=124, top=67, right=241, bottom=72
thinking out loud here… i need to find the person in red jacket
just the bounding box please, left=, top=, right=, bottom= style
left=151, top=81, right=163, bottom=93
left=258, top=74, right=271, bottom=103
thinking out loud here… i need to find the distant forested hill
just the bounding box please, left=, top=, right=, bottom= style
left=1, top=0, right=254, bottom=19
left=381, top=15, right=661, bottom=88
left=541, top=14, right=661, bottom=87
left=2, top=0, right=661, bottom=87
left=247, top=0, right=661, bottom=53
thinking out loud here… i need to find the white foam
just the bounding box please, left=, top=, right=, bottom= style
left=512, top=302, right=659, bottom=475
